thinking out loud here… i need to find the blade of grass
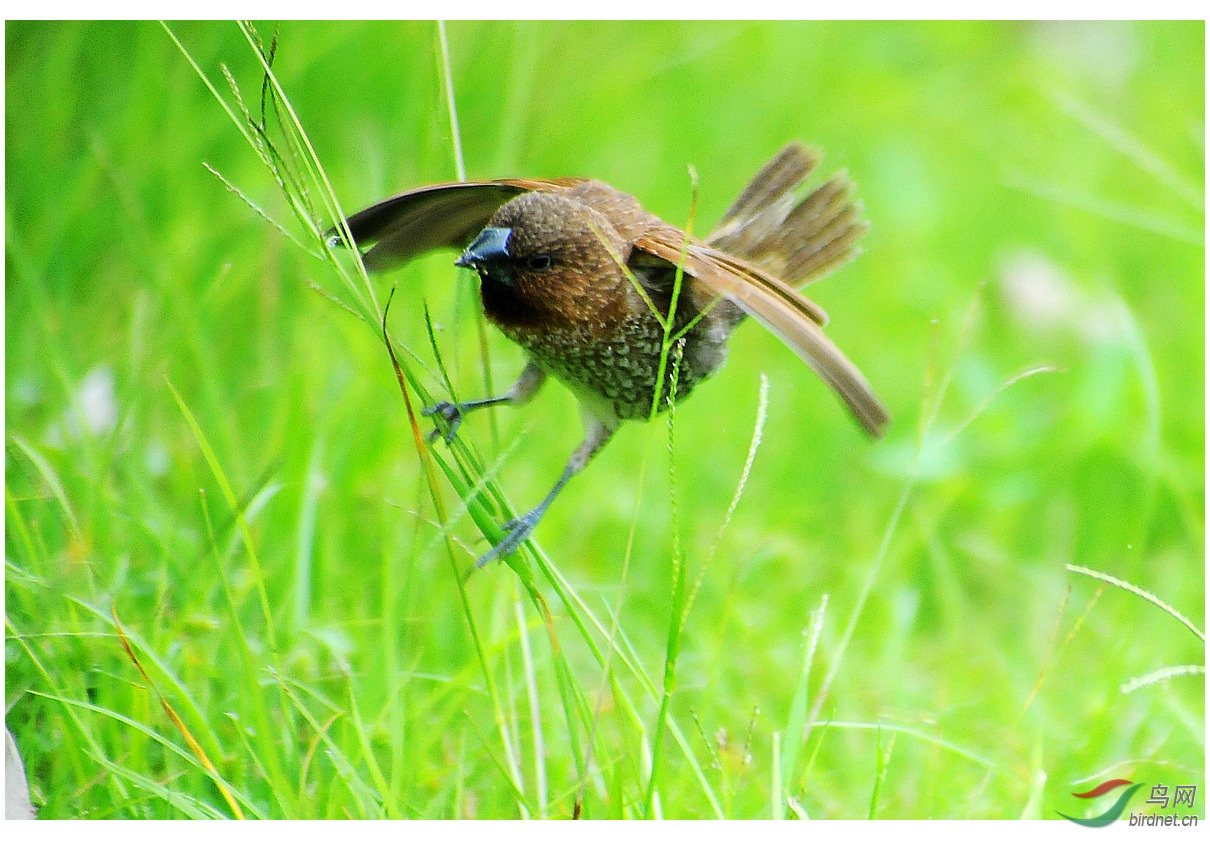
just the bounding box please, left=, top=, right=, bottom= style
left=500, top=599, right=529, bottom=816
left=1120, top=664, right=1205, bottom=693
left=381, top=290, right=530, bottom=810
left=771, top=731, right=783, bottom=820
left=1004, top=172, right=1203, bottom=245
left=436, top=21, right=467, bottom=182
left=529, top=543, right=724, bottom=816
left=298, top=710, right=343, bottom=814
left=63, top=594, right=231, bottom=776
left=867, top=725, right=894, bottom=819
left=1018, top=743, right=1047, bottom=820
left=166, top=378, right=280, bottom=656
left=640, top=167, right=705, bottom=820
left=9, top=436, right=85, bottom=551
left=575, top=405, right=659, bottom=816
left=780, top=593, right=828, bottom=804
left=272, top=673, right=387, bottom=818
left=166, top=379, right=297, bottom=815
left=1067, top=564, right=1204, bottom=642
left=235, top=21, right=382, bottom=318
left=110, top=602, right=246, bottom=819
left=679, top=371, right=770, bottom=692
left=344, top=669, right=402, bottom=818
left=643, top=345, right=689, bottom=820
left=436, top=21, right=500, bottom=446
left=31, top=691, right=263, bottom=819
left=462, top=712, right=536, bottom=817
left=293, top=434, right=325, bottom=629
left=86, top=753, right=228, bottom=819
left=817, top=721, right=1000, bottom=771
left=807, top=284, right=989, bottom=735
left=6, top=618, right=133, bottom=803
left=1051, top=89, right=1204, bottom=210
left=515, top=598, right=548, bottom=816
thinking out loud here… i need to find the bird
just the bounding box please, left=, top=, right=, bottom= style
left=332, top=143, right=889, bottom=565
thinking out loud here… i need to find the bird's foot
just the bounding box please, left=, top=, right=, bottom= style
left=476, top=511, right=541, bottom=567
left=422, top=401, right=463, bottom=444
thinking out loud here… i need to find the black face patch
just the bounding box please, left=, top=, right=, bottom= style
left=479, top=269, right=541, bottom=329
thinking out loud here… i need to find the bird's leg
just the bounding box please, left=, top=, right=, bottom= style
left=477, top=416, right=616, bottom=566
left=424, top=361, right=546, bottom=444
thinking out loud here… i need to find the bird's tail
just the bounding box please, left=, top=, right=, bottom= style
left=707, top=143, right=869, bottom=294
left=701, top=143, right=887, bottom=437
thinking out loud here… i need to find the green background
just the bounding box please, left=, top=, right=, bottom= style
left=5, top=20, right=1204, bottom=819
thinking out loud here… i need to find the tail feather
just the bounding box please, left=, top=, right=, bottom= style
left=694, top=142, right=887, bottom=436
left=785, top=219, right=869, bottom=285
left=708, top=145, right=868, bottom=289
left=716, top=143, right=819, bottom=229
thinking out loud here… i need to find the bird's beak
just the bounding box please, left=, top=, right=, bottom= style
left=455, top=227, right=512, bottom=269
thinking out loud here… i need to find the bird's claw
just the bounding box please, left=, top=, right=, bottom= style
left=476, top=513, right=540, bottom=567
left=422, top=401, right=463, bottom=444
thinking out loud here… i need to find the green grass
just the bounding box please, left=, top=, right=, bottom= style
left=5, top=20, right=1204, bottom=820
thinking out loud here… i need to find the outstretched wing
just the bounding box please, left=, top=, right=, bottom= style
left=330, top=178, right=585, bottom=272
left=633, top=225, right=889, bottom=437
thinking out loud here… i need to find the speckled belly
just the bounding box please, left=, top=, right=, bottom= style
left=502, top=313, right=716, bottom=421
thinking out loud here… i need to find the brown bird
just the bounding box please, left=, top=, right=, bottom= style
left=333, top=143, right=889, bottom=564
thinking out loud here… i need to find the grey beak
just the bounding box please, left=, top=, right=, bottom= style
left=455, top=227, right=512, bottom=269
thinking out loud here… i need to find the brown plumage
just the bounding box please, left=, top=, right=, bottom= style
left=334, top=143, right=888, bottom=563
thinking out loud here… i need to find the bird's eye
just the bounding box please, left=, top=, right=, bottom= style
left=526, top=254, right=553, bottom=272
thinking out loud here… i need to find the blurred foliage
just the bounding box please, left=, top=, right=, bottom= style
left=5, top=20, right=1203, bottom=820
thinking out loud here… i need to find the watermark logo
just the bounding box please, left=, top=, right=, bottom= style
left=1058, top=779, right=1145, bottom=827
left=1058, top=779, right=1199, bottom=827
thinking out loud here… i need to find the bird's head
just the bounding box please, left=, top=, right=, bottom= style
left=457, top=190, right=632, bottom=327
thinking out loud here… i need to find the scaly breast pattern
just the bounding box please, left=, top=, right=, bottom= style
left=501, top=289, right=726, bottom=422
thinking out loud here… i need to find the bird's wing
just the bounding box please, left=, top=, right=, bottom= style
left=633, top=226, right=889, bottom=437
left=330, top=178, right=585, bottom=272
